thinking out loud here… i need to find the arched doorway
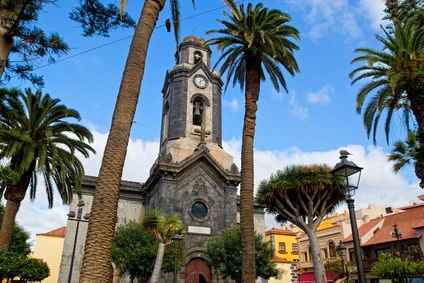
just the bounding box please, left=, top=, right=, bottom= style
left=185, top=258, right=212, bottom=283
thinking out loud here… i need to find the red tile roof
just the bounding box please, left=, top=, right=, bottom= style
left=343, top=217, right=383, bottom=242
left=266, top=227, right=297, bottom=236
left=345, top=205, right=424, bottom=247
left=37, top=226, right=66, bottom=238
left=398, top=202, right=424, bottom=210
left=271, top=255, right=291, bottom=263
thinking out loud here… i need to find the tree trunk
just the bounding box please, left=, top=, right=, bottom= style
left=240, top=55, right=261, bottom=283
left=78, top=0, right=166, bottom=282
left=0, top=162, right=34, bottom=251
left=406, top=80, right=424, bottom=188
left=0, top=7, right=16, bottom=80
left=0, top=200, right=20, bottom=251
left=306, top=228, right=327, bottom=283
left=148, top=242, right=166, bottom=283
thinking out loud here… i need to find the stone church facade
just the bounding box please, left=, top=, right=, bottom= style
left=58, top=36, right=265, bottom=283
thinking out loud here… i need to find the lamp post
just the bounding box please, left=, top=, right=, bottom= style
left=392, top=223, right=404, bottom=283
left=171, top=230, right=183, bottom=283
left=336, top=240, right=347, bottom=279
left=392, top=223, right=403, bottom=259
left=67, top=199, right=90, bottom=283
left=331, top=151, right=366, bottom=283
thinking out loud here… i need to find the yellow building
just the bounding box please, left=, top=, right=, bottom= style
left=265, top=225, right=299, bottom=283
left=32, top=226, right=66, bottom=283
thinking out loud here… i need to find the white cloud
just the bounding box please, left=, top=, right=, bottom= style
left=306, top=84, right=333, bottom=105
left=271, top=88, right=284, bottom=100
left=223, top=98, right=240, bottom=111
left=289, top=96, right=308, bottom=119
left=221, top=143, right=422, bottom=229
left=359, top=0, right=386, bottom=30
left=302, top=0, right=363, bottom=40
left=13, top=130, right=422, bottom=244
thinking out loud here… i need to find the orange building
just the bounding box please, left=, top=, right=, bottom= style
left=32, top=226, right=66, bottom=283
left=265, top=224, right=299, bottom=283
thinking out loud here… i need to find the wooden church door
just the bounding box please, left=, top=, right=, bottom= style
left=185, top=258, right=212, bottom=283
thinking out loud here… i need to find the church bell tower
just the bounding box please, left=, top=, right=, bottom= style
left=143, top=36, right=241, bottom=283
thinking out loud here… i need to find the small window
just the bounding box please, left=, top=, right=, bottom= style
left=292, top=243, right=298, bottom=253
left=329, top=241, right=336, bottom=258
left=279, top=242, right=286, bottom=252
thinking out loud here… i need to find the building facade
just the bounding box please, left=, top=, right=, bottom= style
left=266, top=225, right=299, bottom=283
left=58, top=36, right=265, bottom=283
left=32, top=227, right=66, bottom=283
left=296, top=204, right=389, bottom=283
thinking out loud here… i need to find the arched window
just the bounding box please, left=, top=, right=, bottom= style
left=193, top=100, right=203, bottom=126
left=329, top=241, right=336, bottom=258
left=194, top=51, right=202, bottom=64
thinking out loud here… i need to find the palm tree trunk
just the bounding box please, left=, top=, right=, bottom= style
left=0, top=200, right=20, bottom=251
left=0, top=164, right=34, bottom=251
left=241, top=55, right=261, bottom=283
left=148, top=242, right=166, bottom=283
left=407, top=83, right=424, bottom=188
left=78, top=0, right=166, bottom=282
left=306, top=228, right=326, bottom=283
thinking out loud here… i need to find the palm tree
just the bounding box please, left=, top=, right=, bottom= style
left=350, top=18, right=424, bottom=187
left=257, top=164, right=344, bottom=283
left=388, top=131, right=424, bottom=187
left=205, top=2, right=300, bottom=281
left=79, top=1, right=194, bottom=281
left=142, top=208, right=184, bottom=283
left=0, top=88, right=95, bottom=251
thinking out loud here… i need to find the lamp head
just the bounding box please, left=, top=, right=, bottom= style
left=336, top=240, right=347, bottom=257
left=330, top=152, right=363, bottom=197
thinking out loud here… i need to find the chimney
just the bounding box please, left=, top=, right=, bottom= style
left=363, top=215, right=369, bottom=223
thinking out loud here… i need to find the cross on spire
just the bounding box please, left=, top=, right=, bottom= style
left=194, top=126, right=211, bottom=144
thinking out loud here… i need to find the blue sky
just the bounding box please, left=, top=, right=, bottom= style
left=6, top=0, right=424, bottom=243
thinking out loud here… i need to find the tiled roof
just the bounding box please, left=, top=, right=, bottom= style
left=345, top=205, right=424, bottom=247
left=343, top=217, right=383, bottom=242
left=398, top=202, right=424, bottom=210
left=271, top=255, right=291, bottom=263
left=37, top=226, right=66, bottom=238
left=266, top=227, right=297, bottom=236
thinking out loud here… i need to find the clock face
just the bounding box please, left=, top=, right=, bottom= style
left=194, top=76, right=207, bottom=88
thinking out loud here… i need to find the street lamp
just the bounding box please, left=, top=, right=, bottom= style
left=336, top=240, right=347, bottom=278
left=392, top=223, right=404, bottom=283
left=331, top=151, right=366, bottom=283
left=171, top=230, right=183, bottom=283
left=392, top=223, right=403, bottom=259
left=67, top=199, right=90, bottom=283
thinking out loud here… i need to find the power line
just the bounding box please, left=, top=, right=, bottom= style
left=16, top=1, right=244, bottom=72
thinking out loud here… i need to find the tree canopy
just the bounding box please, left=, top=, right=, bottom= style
left=205, top=226, right=282, bottom=283
left=371, top=252, right=424, bottom=283
left=0, top=251, right=50, bottom=282
left=112, top=220, right=185, bottom=283
left=257, top=164, right=343, bottom=283
left=0, top=0, right=134, bottom=87
left=142, top=208, right=184, bottom=283
left=0, top=88, right=95, bottom=251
